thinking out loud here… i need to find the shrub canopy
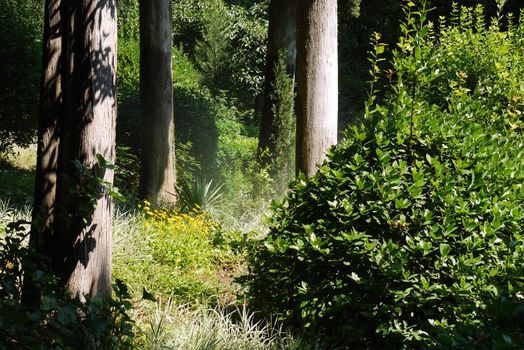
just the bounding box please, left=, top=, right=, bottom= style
left=242, top=5, right=524, bottom=348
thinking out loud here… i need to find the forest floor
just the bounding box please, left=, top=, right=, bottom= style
left=0, top=146, right=312, bottom=349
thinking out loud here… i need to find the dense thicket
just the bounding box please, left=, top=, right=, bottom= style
left=242, top=5, right=524, bottom=348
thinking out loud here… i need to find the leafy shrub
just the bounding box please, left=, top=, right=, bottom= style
left=179, top=0, right=267, bottom=109
left=394, top=4, right=524, bottom=131
left=242, top=5, right=524, bottom=349
left=242, top=109, right=524, bottom=348
left=0, top=221, right=136, bottom=349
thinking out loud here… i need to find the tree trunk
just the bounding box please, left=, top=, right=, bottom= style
left=23, top=0, right=63, bottom=306
left=27, top=0, right=117, bottom=302
left=58, top=0, right=117, bottom=301
left=296, top=0, right=338, bottom=177
left=258, top=0, right=297, bottom=161
left=31, top=0, right=62, bottom=250
left=139, top=0, right=176, bottom=203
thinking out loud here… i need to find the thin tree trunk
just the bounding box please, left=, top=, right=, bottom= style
left=258, top=0, right=297, bottom=161
left=139, top=0, right=176, bottom=203
left=296, top=0, right=338, bottom=177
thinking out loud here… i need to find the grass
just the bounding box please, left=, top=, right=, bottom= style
left=1, top=145, right=37, bottom=170
left=0, top=147, right=318, bottom=349
left=0, top=145, right=36, bottom=207
left=138, top=300, right=309, bottom=350
left=112, top=205, right=245, bottom=306
left=0, top=199, right=31, bottom=237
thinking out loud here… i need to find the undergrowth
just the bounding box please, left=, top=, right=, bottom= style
left=112, top=202, right=245, bottom=306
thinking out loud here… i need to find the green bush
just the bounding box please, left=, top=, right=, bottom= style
left=243, top=109, right=524, bottom=349
left=181, top=0, right=267, bottom=109
left=242, top=5, right=524, bottom=349
left=0, top=222, right=136, bottom=349
left=394, top=4, right=524, bottom=130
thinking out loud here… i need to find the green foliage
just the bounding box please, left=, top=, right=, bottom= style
left=118, top=39, right=140, bottom=96
left=0, top=222, right=136, bottom=349
left=194, top=0, right=233, bottom=89
left=266, top=52, right=296, bottom=195
left=172, top=0, right=216, bottom=53
left=400, top=4, right=524, bottom=131
left=242, top=4, right=524, bottom=348
left=176, top=177, right=224, bottom=213
left=337, top=0, right=524, bottom=127
left=226, top=3, right=268, bottom=107
left=173, top=48, right=205, bottom=91
left=113, top=206, right=240, bottom=305
left=181, top=0, right=268, bottom=108
left=243, top=111, right=524, bottom=349
left=118, top=0, right=139, bottom=41
left=0, top=0, right=42, bottom=154
left=0, top=163, right=34, bottom=207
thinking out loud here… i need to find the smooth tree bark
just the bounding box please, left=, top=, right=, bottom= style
left=296, top=0, right=338, bottom=177
left=258, top=0, right=297, bottom=161
left=27, top=0, right=117, bottom=302
left=139, top=0, right=176, bottom=203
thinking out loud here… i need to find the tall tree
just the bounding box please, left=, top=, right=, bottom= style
left=139, top=0, right=176, bottom=203
left=27, top=0, right=117, bottom=302
left=257, top=0, right=297, bottom=193
left=296, top=0, right=338, bottom=177
left=23, top=0, right=63, bottom=306
left=31, top=0, right=62, bottom=243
